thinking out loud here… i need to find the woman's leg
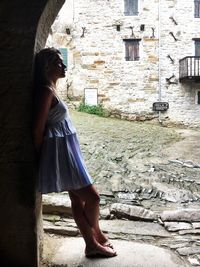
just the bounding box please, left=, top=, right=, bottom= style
left=69, top=189, right=116, bottom=256
left=70, top=185, right=110, bottom=245
left=68, top=191, right=96, bottom=247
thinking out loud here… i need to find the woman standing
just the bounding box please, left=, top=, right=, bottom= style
left=33, top=47, right=117, bottom=258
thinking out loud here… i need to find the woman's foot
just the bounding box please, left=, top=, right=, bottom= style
left=93, top=229, right=114, bottom=249
left=85, top=243, right=117, bottom=258
left=101, top=240, right=114, bottom=249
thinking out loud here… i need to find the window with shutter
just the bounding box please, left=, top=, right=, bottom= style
left=195, top=40, right=200, bottom=56
left=197, top=91, right=200, bottom=104
left=194, top=0, right=200, bottom=17
left=59, top=48, right=68, bottom=67
left=124, top=39, right=140, bottom=61
left=124, top=0, right=138, bottom=16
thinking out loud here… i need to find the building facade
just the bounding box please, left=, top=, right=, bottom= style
left=48, top=0, right=200, bottom=126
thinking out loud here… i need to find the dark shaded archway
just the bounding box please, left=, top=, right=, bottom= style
left=0, top=1, right=64, bottom=266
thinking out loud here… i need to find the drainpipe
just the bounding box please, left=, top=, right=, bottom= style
left=158, top=0, right=162, bottom=123
left=72, top=0, right=75, bottom=22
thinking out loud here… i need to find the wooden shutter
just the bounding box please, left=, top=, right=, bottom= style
left=125, top=40, right=140, bottom=61
left=59, top=48, right=68, bottom=66
left=125, top=40, right=130, bottom=60
left=133, top=40, right=139, bottom=60
left=198, top=91, right=200, bottom=104
left=195, top=41, right=200, bottom=56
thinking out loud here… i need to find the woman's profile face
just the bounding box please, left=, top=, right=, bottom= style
left=47, top=53, right=67, bottom=79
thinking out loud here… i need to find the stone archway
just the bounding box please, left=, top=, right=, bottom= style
left=0, top=1, right=64, bottom=266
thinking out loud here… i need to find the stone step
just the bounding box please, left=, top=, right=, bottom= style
left=42, top=235, right=192, bottom=267
left=43, top=217, right=170, bottom=238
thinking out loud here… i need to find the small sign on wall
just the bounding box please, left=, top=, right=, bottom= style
left=153, top=102, right=169, bottom=111
left=84, top=88, right=98, bottom=106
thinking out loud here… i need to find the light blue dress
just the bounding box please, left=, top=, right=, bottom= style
left=38, top=99, right=93, bottom=194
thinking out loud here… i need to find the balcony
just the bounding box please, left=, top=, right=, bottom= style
left=179, top=56, right=200, bottom=82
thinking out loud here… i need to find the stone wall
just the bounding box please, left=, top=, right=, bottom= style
left=50, top=0, right=200, bottom=126
left=0, top=1, right=64, bottom=266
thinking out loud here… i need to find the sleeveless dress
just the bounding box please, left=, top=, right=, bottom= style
left=38, top=99, right=93, bottom=194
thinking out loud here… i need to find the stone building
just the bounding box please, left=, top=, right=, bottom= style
left=49, top=0, right=200, bottom=126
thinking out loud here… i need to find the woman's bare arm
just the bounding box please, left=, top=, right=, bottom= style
left=33, top=87, right=53, bottom=153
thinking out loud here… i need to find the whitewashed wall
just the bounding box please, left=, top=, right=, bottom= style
left=48, top=0, right=200, bottom=126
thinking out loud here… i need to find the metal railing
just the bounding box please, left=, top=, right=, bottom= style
left=179, top=56, right=200, bottom=81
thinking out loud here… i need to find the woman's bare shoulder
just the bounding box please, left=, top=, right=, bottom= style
left=38, top=86, right=54, bottom=107
left=42, top=85, right=54, bottom=97
left=44, top=85, right=55, bottom=93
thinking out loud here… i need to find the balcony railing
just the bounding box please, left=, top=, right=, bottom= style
left=179, top=56, right=200, bottom=82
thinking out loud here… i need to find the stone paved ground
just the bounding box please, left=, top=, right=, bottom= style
left=42, top=236, right=191, bottom=267
left=42, top=110, right=200, bottom=267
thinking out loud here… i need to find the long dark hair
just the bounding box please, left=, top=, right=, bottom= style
left=33, top=47, right=61, bottom=109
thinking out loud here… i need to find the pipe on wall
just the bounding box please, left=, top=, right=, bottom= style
left=158, top=0, right=162, bottom=123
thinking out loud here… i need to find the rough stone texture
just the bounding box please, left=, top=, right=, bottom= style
left=42, top=236, right=191, bottom=267
left=192, top=222, right=200, bottom=229
left=110, top=203, right=157, bottom=221
left=179, top=229, right=200, bottom=235
left=177, top=246, right=200, bottom=256
left=161, top=209, right=200, bottom=222
left=188, top=257, right=200, bottom=266
left=43, top=217, right=170, bottom=238
left=164, top=222, right=192, bottom=232
left=42, top=193, right=72, bottom=216
left=43, top=220, right=79, bottom=236
left=48, top=0, right=200, bottom=126
left=0, top=1, right=64, bottom=266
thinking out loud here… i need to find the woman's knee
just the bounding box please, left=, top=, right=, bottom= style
left=87, top=189, right=100, bottom=204
left=73, top=185, right=100, bottom=203
left=69, top=191, right=84, bottom=207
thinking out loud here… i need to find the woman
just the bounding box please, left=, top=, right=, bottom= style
left=33, top=47, right=117, bottom=258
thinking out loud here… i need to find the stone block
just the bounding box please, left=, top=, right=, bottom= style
left=94, top=60, right=105, bottom=64
left=110, top=203, right=157, bottom=221
left=42, top=193, right=72, bottom=217
left=164, top=222, right=192, bottom=232
left=161, top=209, right=200, bottom=222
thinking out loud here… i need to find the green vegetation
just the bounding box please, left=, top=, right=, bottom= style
left=77, top=103, right=109, bottom=117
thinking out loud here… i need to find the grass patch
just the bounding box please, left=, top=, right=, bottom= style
left=77, top=103, right=109, bottom=117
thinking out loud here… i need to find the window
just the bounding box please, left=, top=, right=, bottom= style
left=195, top=40, right=200, bottom=56
left=124, top=0, right=138, bottom=16
left=194, top=0, right=200, bottom=18
left=124, top=39, right=140, bottom=61
left=197, top=91, right=200, bottom=104
left=59, top=48, right=68, bottom=67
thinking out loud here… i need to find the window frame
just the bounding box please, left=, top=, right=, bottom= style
left=124, top=39, right=141, bottom=61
